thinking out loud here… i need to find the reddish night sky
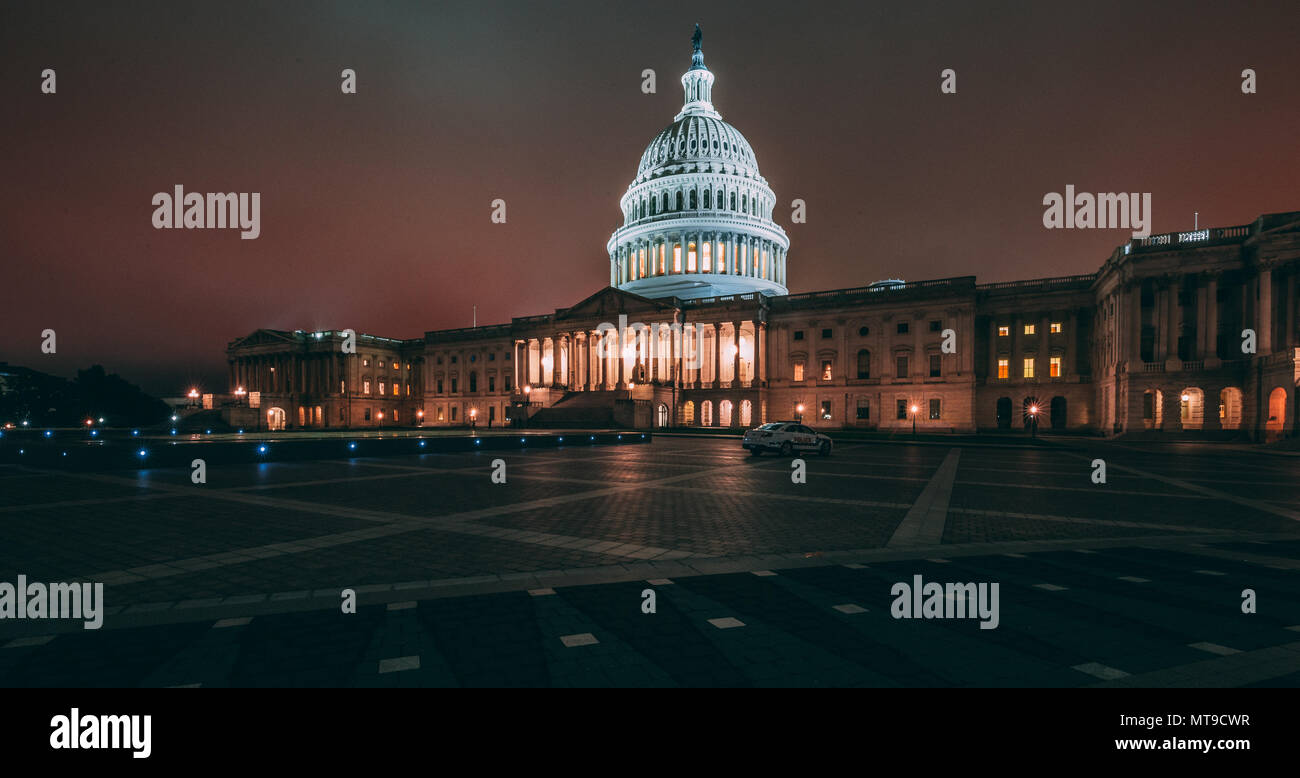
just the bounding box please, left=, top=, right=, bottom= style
left=2, top=0, right=1298, bottom=394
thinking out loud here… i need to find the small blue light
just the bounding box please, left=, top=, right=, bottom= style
left=137, top=449, right=147, bottom=458
left=348, top=442, right=357, bottom=450
left=520, top=438, right=526, bottom=443
left=475, top=438, right=481, bottom=445
left=419, top=441, right=426, bottom=448
left=618, top=435, right=622, bottom=440
left=590, top=435, right=595, bottom=441
left=558, top=437, right=563, bottom=442
left=258, top=445, right=268, bottom=454
left=641, top=434, right=646, bottom=438
left=62, top=451, right=67, bottom=456
left=131, top=430, right=139, bottom=436
left=90, top=430, right=98, bottom=437
left=170, top=429, right=177, bottom=435
left=238, top=429, right=244, bottom=434
left=18, top=449, right=23, bottom=454
left=44, top=430, right=52, bottom=438
left=205, top=429, right=212, bottom=435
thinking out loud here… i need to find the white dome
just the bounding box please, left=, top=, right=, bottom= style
left=607, top=26, right=789, bottom=301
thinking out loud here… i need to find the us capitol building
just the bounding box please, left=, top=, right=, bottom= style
left=227, top=29, right=1300, bottom=441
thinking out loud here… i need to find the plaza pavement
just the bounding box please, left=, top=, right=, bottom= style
left=1, top=434, right=1298, bottom=687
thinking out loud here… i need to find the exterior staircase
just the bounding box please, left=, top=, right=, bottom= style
left=527, top=391, right=621, bottom=428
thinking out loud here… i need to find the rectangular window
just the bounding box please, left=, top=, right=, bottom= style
left=673, top=245, right=681, bottom=272
left=1050, top=322, right=1062, bottom=333
left=998, top=326, right=1009, bottom=337
left=929, top=399, right=941, bottom=420
left=392, top=410, right=398, bottom=422
left=856, top=398, right=870, bottom=420
left=364, top=380, right=371, bottom=395
left=363, top=359, right=371, bottom=367
left=451, top=378, right=458, bottom=393
left=1024, top=324, right=1036, bottom=335
left=821, top=360, right=832, bottom=381
left=1050, top=356, right=1062, bottom=377
left=437, top=379, right=444, bottom=393
left=821, top=328, right=832, bottom=339
left=897, top=322, right=909, bottom=334
left=378, top=360, right=385, bottom=368
left=489, top=376, right=496, bottom=392
left=896, top=356, right=908, bottom=378
left=364, top=408, right=371, bottom=421
left=437, top=407, right=444, bottom=421
left=929, top=320, right=941, bottom=332
left=793, top=362, right=805, bottom=382
left=379, top=382, right=385, bottom=396
left=896, top=399, right=908, bottom=420
left=997, top=359, right=1009, bottom=379
left=504, top=376, right=512, bottom=392
left=929, top=355, right=941, bottom=378
left=820, top=401, right=832, bottom=420
left=687, top=243, right=697, bottom=272
left=1023, top=358, right=1035, bottom=378
left=793, top=330, right=805, bottom=341
left=451, top=407, right=458, bottom=421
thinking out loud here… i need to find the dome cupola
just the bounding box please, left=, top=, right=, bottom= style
left=607, top=25, right=790, bottom=300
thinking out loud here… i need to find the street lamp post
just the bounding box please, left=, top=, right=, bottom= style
left=1029, top=404, right=1039, bottom=438
left=795, top=403, right=804, bottom=423
left=910, top=403, right=919, bottom=437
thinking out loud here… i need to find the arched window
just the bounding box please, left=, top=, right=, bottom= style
left=689, top=190, right=698, bottom=209
left=662, top=192, right=669, bottom=212
left=701, top=400, right=714, bottom=427
left=1219, top=387, right=1243, bottom=429
left=741, top=193, right=747, bottom=212
left=703, top=189, right=711, bottom=209
left=740, top=399, right=752, bottom=427
left=681, top=400, right=695, bottom=424
left=856, top=349, right=871, bottom=379
left=719, top=400, right=733, bottom=427
left=716, top=189, right=723, bottom=209
left=675, top=191, right=683, bottom=210
left=730, top=192, right=736, bottom=210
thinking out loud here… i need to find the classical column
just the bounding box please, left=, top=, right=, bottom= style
left=1130, top=282, right=1143, bottom=364
left=1286, top=271, right=1297, bottom=349
left=754, top=322, right=764, bottom=386
left=1166, top=277, right=1181, bottom=363
left=1258, top=267, right=1273, bottom=354
left=1195, top=280, right=1209, bottom=359
left=710, top=323, right=721, bottom=388
left=731, top=321, right=741, bottom=385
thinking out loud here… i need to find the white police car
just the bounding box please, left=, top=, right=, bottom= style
left=742, top=421, right=833, bottom=457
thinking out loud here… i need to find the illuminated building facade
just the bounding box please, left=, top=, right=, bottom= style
left=226, top=32, right=1299, bottom=441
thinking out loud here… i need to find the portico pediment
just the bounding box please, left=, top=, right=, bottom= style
left=554, top=286, right=679, bottom=323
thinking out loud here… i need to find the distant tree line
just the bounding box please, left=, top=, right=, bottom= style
left=0, top=363, right=170, bottom=426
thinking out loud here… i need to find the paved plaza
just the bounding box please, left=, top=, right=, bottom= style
left=1, top=435, right=1298, bottom=687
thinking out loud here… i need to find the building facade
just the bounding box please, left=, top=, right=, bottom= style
left=226, top=31, right=1300, bottom=441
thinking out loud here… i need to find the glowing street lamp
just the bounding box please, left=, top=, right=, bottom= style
left=910, top=403, right=919, bottom=437
left=1028, top=404, right=1039, bottom=438
left=796, top=403, right=805, bottom=423
left=470, top=407, right=478, bottom=431
left=235, top=386, right=247, bottom=406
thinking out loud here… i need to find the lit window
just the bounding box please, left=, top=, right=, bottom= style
left=896, top=400, right=908, bottom=420
left=701, top=242, right=711, bottom=272
left=1024, top=324, right=1036, bottom=335
left=1023, top=358, right=1035, bottom=378
left=1051, top=322, right=1062, bottom=333
left=793, top=361, right=805, bottom=382
left=997, top=359, right=1009, bottom=379
left=929, top=399, right=941, bottom=420
left=379, top=382, right=385, bottom=396
left=1050, top=356, right=1062, bottom=377
left=687, top=243, right=697, bottom=272
left=378, top=360, right=385, bottom=368
left=717, top=242, right=726, bottom=270
left=364, top=381, right=371, bottom=394
left=821, top=360, right=832, bottom=381
left=363, top=359, right=371, bottom=367
left=998, top=326, right=1009, bottom=337
left=820, top=401, right=832, bottom=420
left=673, top=245, right=681, bottom=272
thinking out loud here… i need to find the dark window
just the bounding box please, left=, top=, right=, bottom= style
left=858, top=326, right=869, bottom=336
left=929, top=399, right=941, bottom=420
left=470, top=354, right=477, bottom=363
left=436, top=379, right=444, bottom=393
left=896, top=400, right=908, bottom=420
left=793, top=330, right=805, bottom=341
left=821, top=328, right=833, bottom=339
left=929, top=355, right=941, bottom=377
left=436, top=356, right=443, bottom=365
left=469, top=373, right=478, bottom=392
left=451, top=378, right=458, bottom=393
left=504, top=376, right=512, bottom=392
left=856, top=349, right=871, bottom=379
left=929, top=320, right=942, bottom=332
left=488, top=352, right=495, bottom=361
left=897, top=322, right=909, bottom=334
left=488, top=376, right=496, bottom=392
left=504, top=352, right=511, bottom=361
left=364, top=408, right=371, bottom=421
left=896, top=356, right=908, bottom=378
left=450, top=356, right=458, bottom=364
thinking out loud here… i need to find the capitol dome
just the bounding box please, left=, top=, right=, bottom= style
left=608, top=26, right=789, bottom=300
